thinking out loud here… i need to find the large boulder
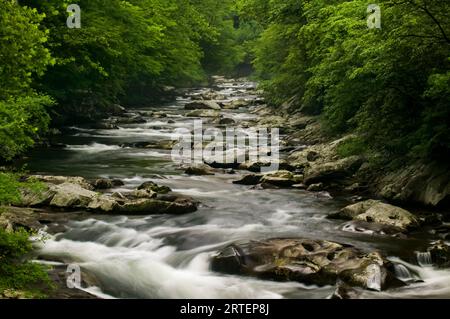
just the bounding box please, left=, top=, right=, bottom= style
left=303, top=156, right=363, bottom=185
left=329, top=199, right=381, bottom=220
left=49, top=183, right=97, bottom=209
left=260, top=170, right=297, bottom=187
left=329, top=200, right=419, bottom=232
left=19, top=186, right=57, bottom=207
left=87, top=196, right=120, bottom=213
left=29, top=175, right=93, bottom=190
left=184, top=165, right=215, bottom=176
left=375, top=162, right=450, bottom=207
left=119, top=198, right=197, bottom=215
left=15, top=177, right=198, bottom=216
left=185, top=100, right=221, bottom=110
left=211, top=238, right=403, bottom=291
left=186, top=109, right=220, bottom=118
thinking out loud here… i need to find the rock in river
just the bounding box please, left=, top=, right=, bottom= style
left=17, top=176, right=197, bottom=215
left=329, top=200, right=419, bottom=232
left=211, top=238, right=403, bottom=291
left=185, top=100, right=221, bottom=110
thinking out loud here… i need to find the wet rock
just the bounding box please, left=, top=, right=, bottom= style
left=29, top=175, right=94, bottom=190
left=331, top=282, right=362, bottom=299
left=233, top=174, right=262, bottom=185
left=87, top=196, right=120, bottom=213
left=206, top=161, right=240, bottom=169
left=93, top=122, right=120, bottom=130
left=119, top=197, right=197, bottom=215
left=428, top=241, right=450, bottom=267
left=211, top=238, right=403, bottom=291
left=186, top=109, right=220, bottom=118
left=108, top=104, right=126, bottom=116
left=19, top=186, right=56, bottom=207
left=90, top=178, right=124, bottom=190
left=121, top=140, right=176, bottom=150
left=185, top=100, right=221, bottom=110
left=355, top=203, right=419, bottom=231
left=376, top=161, right=450, bottom=207
left=0, top=207, right=45, bottom=232
left=329, top=199, right=381, bottom=220
left=137, top=181, right=171, bottom=194
left=306, top=151, right=320, bottom=162
left=44, top=265, right=99, bottom=299
left=128, top=189, right=157, bottom=199
left=222, top=99, right=250, bottom=110
left=260, top=170, right=296, bottom=187
left=184, top=165, right=215, bottom=176
left=238, top=160, right=294, bottom=173
left=49, top=183, right=97, bottom=209
left=115, top=115, right=146, bottom=124
left=152, top=111, right=168, bottom=118
left=292, top=184, right=307, bottom=190
left=330, top=200, right=419, bottom=232
left=345, top=183, right=362, bottom=192
left=341, top=220, right=405, bottom=236
left=218, top=117, right=236, bottom=125
left=303, top=156, right=363, bottom=185
left=307, top=183, right=324, bottom=192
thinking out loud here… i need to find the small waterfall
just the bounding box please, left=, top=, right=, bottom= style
left=416, top=251, right=433, bottom=267
left=366, top=264, right=382, bottom=291
left=394, top=263, right=412, bottom=280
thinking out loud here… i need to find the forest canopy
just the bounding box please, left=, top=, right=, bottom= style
left=0, top=0, right=449, bottom=163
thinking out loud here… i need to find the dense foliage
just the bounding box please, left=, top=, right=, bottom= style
left=240, top=0, right=450, bottom=161
left=0, top=227, right=52, bottom=298
left=0, top=0, right=249, bottom=161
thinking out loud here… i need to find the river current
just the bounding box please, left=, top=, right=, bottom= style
left=25, top=79, right=450, bottom=299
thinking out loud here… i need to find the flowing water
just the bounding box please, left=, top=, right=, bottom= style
left=25, top=79, right=450, bottom=299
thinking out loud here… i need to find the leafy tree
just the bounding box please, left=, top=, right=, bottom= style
left=0, top=0, right=54, bottom=161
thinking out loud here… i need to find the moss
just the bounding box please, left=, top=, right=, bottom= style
left=336, top=137, right=368, bottom=158
left=0, top=228, right=54, bottom=298
left=0, top=172, right=47, bottom=206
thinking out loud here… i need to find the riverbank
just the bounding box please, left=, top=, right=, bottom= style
left=1, top=76, right=450, bottom=299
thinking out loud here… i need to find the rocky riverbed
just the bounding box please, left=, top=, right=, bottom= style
left=3, top=76, right=450, bottom=299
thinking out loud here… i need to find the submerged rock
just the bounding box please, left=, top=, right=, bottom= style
left=211, top=238, right=403, bottom=291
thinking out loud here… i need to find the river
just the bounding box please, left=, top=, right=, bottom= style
left=25, top=79, right=450, bottom=299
